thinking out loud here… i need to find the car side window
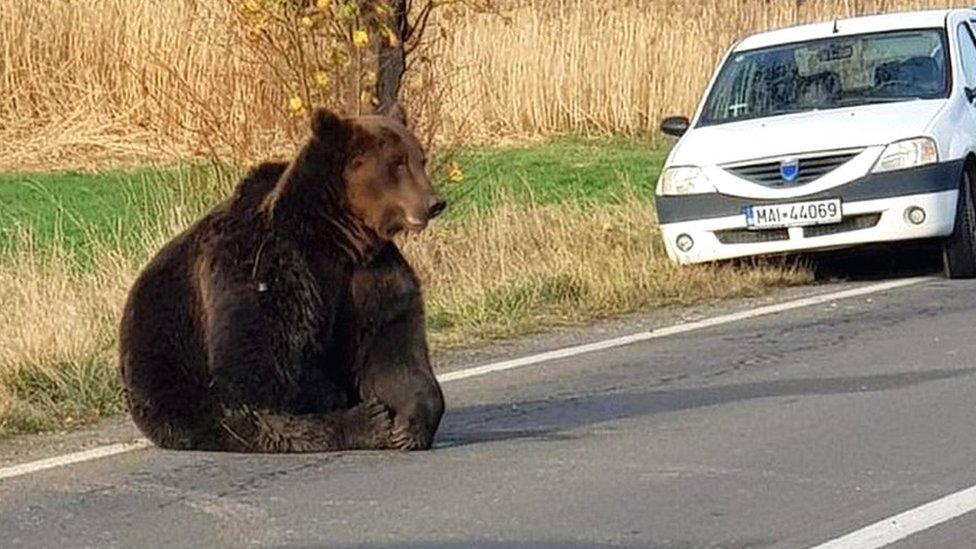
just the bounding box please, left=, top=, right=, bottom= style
left=957, top=24, right=976, bottom=88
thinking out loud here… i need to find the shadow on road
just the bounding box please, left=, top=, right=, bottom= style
left=317, top=542, right=623, bottom=549
left=804, top=240, right=943, bottom=281
left=727, top=240, right=944, bottom=282
left=436, top=367, right=974, bottom=449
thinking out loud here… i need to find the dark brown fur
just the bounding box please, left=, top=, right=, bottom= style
left=118, top=110, right=444, bottom=452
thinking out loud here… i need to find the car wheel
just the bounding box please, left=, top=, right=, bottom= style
left=942, top=169, right=976, bottom=279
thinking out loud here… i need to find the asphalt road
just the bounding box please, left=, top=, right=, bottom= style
left=3, top=274, right=976, bottom=548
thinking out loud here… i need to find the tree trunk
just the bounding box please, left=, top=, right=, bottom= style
left=376, top=0, right=408, bottom=114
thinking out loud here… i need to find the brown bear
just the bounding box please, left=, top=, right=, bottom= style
left=118, top=108, right=446, bottom=452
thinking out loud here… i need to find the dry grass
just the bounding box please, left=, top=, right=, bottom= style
left=0, top=0, right=292, bottom=170
left=0, top=181, right=809, bottom=438
left=404, top=194, right=810, bottom=348
left=1, top=0, right=970, bottom=169
left=0, top=165, right=221, bottom=436
left=437, top=0, right=972, bottom=140
left=0, top=239, right=134, bottom=434
left=0, top=201, right=199, bottom=436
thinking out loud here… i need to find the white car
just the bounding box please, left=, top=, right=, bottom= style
left=656, top=9, right=976, bottom=278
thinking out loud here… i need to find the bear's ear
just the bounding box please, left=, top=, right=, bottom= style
left=311, top=108, right=349, bottom=140
left=381, top=102, right=409, bottom=127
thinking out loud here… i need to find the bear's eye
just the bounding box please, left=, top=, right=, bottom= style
left=349, top=156, right=366, bottom=170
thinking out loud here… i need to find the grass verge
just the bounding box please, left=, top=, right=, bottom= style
left=406, top=195, right=810, bottom=349
left=0, top=139, right=811, bottom=438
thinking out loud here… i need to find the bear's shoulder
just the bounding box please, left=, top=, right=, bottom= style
left=193, top=161, right=293, bottom=282
left=232, top=161, right=289, bottom=211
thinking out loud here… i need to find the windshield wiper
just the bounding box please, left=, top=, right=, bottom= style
left=764, top=106, right=813, bottom=117
left=831, top=96, right=913, bottom=107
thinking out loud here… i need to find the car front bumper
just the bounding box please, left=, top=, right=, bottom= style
left=655, top=160, right=964, bottom=264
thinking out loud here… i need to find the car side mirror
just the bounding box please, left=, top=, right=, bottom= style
left=660, top=116, right=691, bottom=137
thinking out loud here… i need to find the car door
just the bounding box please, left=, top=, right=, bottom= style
left=939, top=20, right=976, bottom=162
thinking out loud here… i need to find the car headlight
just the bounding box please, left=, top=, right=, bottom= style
left=872, top=137, right=938, bottom=173
left=657, top=166, right=715, bottom=196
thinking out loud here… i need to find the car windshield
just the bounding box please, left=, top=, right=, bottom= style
left=699, top=29, right=950, bottom=126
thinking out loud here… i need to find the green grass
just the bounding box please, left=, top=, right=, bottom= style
left=441, top=137, right=664, bottom=216
left=0, top=137, right=666, bottom=262
left=0, top=165, right=224, bottom=262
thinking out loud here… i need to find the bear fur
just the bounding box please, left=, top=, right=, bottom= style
left=118, top=109, right=445, bottom=452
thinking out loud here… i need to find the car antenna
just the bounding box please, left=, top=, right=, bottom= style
left=832, top=18, right=839, bottom=34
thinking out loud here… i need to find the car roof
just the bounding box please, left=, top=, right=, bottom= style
left=735, top=9, right=961, bottom=52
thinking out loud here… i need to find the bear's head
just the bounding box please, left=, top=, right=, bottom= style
left=310, top=107, right=446, bottom=240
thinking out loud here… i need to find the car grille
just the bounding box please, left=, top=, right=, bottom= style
left=715, top=228, right=789, bottom=245
left=724, top=150, right=863, bottom=187
left=802, top=213, right=881, bottom=238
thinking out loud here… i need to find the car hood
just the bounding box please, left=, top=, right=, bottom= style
left=669, top=99, right=947, bottom=166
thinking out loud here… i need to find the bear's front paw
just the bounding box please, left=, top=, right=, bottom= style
left=363, top=398, right=395, bottom=448
left=390, top=422, right=433, bottom=452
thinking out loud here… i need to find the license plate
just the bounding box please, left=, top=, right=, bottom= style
left=744, top=199, right=842, bottom=230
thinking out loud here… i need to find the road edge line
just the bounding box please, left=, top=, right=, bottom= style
left=436, top=276, right=933, bottom=382
left=0, top=439, right=152, bottom=481
left=809, top=484, right=976, bottom=548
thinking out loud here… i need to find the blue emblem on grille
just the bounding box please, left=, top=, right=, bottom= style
left=779, top=158, right=799, bottom=182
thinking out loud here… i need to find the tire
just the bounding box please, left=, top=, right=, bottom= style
left=942, top=170, right=976, bottom=279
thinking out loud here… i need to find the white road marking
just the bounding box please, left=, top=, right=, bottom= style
left=809, top=484, right=976, bottom=548
left=437, top=277, right=932, bottom=382
left=0, top=439, right=152, bottom=481
left=0, top=276, right=932, bottom=483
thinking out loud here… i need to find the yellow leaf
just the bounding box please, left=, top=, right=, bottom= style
left=360, top=90, right=374, bottom=105
left=352, top=29, right=369, bottom=48
left=316, top=0, right=330, bottom=10
left=300, top=16, right=314, bottom=28
left=449, top=163, right=464, bottom=183
left=288, top=95, right=304, bottom=113
left=314, top=70, right=330, bottom=88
